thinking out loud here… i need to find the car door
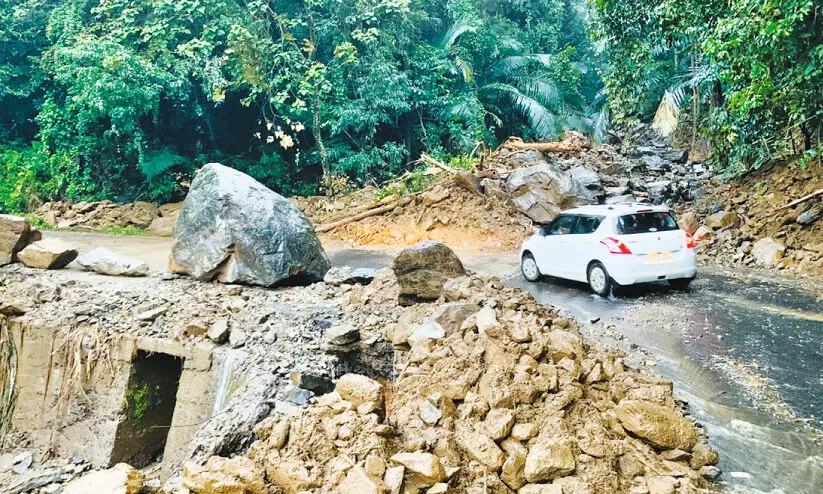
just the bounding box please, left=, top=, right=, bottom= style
left=568, top=215, right=606, bottom=282
left=535, top=214, right=578, bottom=277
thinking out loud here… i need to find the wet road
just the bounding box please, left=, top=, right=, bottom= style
left=330, top=248, right=823, bottom=494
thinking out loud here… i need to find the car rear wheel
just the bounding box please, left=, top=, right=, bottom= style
left=669, top=277, right=693, bottom=290
left=587, top=262, right=612, bottom=297
left=521, top=253, right=541, bottom=282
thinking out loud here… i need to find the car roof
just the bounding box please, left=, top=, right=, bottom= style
left=562, top=203, right=670, bottom=217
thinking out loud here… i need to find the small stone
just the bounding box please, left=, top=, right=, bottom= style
left=484, top=409, right=515, bottom=441
left=63, top=463, right=145, bottom=494
left=614, top=399, right=698, bottom=451
left=384, top=466, right=404, bottom=494
left=475, top=306, right=500, bottom=335
left=427, top=483, right=449, bottom=494
left=325, top=324, right=361, bottom=346
left=455, top=425, right=505, bottom=470
left=229, top=328, right=248, bottom=348
left=11, top=452, right=33, bottom=474
left=511, top=423, right=538, bottom=441
left=207, top=319, right=230, bottom=343
left=135, top=307, right=167, bottom=321
left=76, top=247, right=149, bottom=276
left=419, top=400, right=442, bottom=425
left=646, top=475, right=677, bottom=494
left=335, top=374, right=383, bottom=407
left=408, top=320, right=446, bottom=346
left=390, top=452, right=446, bottom=486
left=338, top=465, right=387, bottom=494
left=524, top=440, right=576, bottom=483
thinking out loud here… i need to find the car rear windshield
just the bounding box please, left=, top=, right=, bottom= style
left=617, top=212, right=678, bottom=235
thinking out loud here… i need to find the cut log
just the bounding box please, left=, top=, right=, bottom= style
left=317, top=197, right=413, bottom=233
left=419, top=154, right=457, bottom=174
left=500, top=136, right=588, bottom=153
left=777, top=187, right=823, bottom=211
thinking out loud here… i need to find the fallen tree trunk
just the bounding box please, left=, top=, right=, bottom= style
left=317, top=196, right=413, bottom=233
left=777, top=187, right=823, bottom=211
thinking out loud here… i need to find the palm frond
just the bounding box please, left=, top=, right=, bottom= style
left=511, top=76, right=563, bottom=110
left=483, top=82, right=557, bottom=139
left=493, top=54, right=553, bottom=76
left=652, top=89, right=684, bottom=137
left=454, top=57, right=473, bottom=83
left=439, top=16, right=479, bottom=51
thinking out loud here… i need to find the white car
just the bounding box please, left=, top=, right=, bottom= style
left=520, top=204, right=697, bottom=296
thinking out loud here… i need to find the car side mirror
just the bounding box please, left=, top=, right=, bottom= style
left=538, top=226, right=551, bottom=237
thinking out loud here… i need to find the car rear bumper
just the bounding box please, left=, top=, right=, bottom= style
left=605, top=250, right=697, bottom=286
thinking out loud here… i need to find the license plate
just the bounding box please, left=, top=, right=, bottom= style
left=647, top=251, right=672, bottom=263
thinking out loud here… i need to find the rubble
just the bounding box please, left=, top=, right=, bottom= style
left=35, top=200, right=161, bottom=230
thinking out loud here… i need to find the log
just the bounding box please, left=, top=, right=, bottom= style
left=419, top=154, right=457, bottom=173
left=317, top=197, right=413, bottom=233
left=500, top=136, right=587, bottom=153
left=777, top=187, right=823, bottom=211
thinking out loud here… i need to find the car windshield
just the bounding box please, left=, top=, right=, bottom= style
left=617, top=212, right=678, bottom=235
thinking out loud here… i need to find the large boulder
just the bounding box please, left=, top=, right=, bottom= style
left=677, top=211, right=700, bottom=235
left=17, top=238, right=77, bottom=269
left=63, top=463, right=144, bottom=494
left=392, top=241, right=465, bottom=305
left=0, top=215, right=40, bottom=265
left=77, top=247, right=149, bottom=276
left=705, top=211, right=740, bottom=229
left=614, top=399, right=698, bottom=451
left=506, top=162, right=593, bottom=224
left=171, top=163, right=330, bottom=286
left=148, top=215, right=176, bottom=237
left=751, top=237, right=785, bottom=267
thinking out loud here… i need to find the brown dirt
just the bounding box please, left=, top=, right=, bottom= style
left=295, top=185, right=532, bottom=252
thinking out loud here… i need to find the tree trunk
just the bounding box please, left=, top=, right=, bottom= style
left=312, top=97, right=330, bottom=192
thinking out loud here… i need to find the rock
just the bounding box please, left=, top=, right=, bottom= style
left=475, top=306, right=501, bottom=335
left=614, top=399, right=698, bottom=451
left=500, top=450, right=527, bottom=490
left=159, top=201, right=183, bottom=217
left=797, top=205, right=822, bottom=226
left=481, top=178, right=509, bottom=201
left=677, top=211, right=700, bottom=235
left=506, top=162, right=593, bottom=224
left=751, top=237, right=785, bottom=267
left=524, top=440, right=576, bottom=482
left=229, top=328, right=248, bottom=348
left=660, top=149, right=688, bottom=163
left=454, top=170, right=482, bottom=195
left=689, top=442, right=719, bottom=469
left=646, top=475, right=677, bottom=494
left=63, top=463, right=144, bottom=494
left=705, top=211, right=740, bottom=229
left=419, top=399, right=442, bottom=425
left=0, top=214, right=40, bottom=265
left=323, top=266, right=377, bottom=286
left=699, top=465, right=721, bottom=481
left=693, top=225, right=714, bottom=242
left=455, top=425, right=506, bottom=470
left=290, top=371, right=334, bottom=395
left=10, top=452, right=32, bottom=474
left=335, top=374, right=383, bottom=407
left=646, top=180, right=672, bottom=204
left=384, top=466, right=404, bottom=494
left=393, top=241, right=465, bottom=305
left=6, top=468, right=63, bottom=494
left=408, top=320, right=446, bottom=346
left=171, top=163, right=330, bottom=286
left=324, top=324, right=361, bottom=346
left=390, top=452, right=446, bottom=486
left=148, top=215, right=176, bottom=236
left=642, top=155, right=670, bottom=171
left=338, top=465, right=388, bottom=494
left=511, top=423, right=538, bottom=441
left=431, top=302, right=480, bottom=335
left=77, top=247, right=149, bottom=276
left=135, top=307, right=166, bottom=321
left=519, top=484, right=563, bottom=494
left=206, top=319, right=230, bottom=344
left=427, top=483, right=449, bottom=494
left=17, top=238, right=78, bottom=269
left=183, top=456, right=266, bottom=494
left=484, top=408, right=515, bottom=441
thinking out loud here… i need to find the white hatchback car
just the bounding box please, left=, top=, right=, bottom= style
left=520, top=204, right=697, bottom=296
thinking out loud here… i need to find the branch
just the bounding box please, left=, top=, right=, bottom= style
left=777, top=187, right=823, bottom=211
left=316, top=197, right=413, bottom=233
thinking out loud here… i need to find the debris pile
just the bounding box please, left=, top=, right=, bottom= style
left=679, top=163, right=823, bottom=277
left=175, top=254, right=718, bottom=493
left=34, top=200, right=166, bottom=230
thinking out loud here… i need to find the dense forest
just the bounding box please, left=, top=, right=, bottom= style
left=0, top=0, right=821, bottom=211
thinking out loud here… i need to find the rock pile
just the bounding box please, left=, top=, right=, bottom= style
left=176, top=263, right=718, bottom=493
left=171, top=163, right=331, bottom=287
left=34, top=200, right=163, bottom=230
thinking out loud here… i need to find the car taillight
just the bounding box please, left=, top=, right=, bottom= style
left=685, top=232, right=695, bottom=249
left=601, top=236, right=632, bottom=255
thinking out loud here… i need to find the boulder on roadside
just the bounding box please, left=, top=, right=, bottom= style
left=77, top=247, right=149, bottom=276
left=63, top=463, right=144, bottom=494
left=614, top=399, right=698, bottom=451
left=751, top=237, right=785, bottom=267
left=392, top=241, right=465, bottom=305
left=705, top=211, right=740, bottom=229
left=171, top=163, right=330, bottom=286
left=506, top=163, right=593, bottom=224
left=677, top=211, right=700, bottom=235
left=0, top=214, right=40, bottom=266
left=148, top=215, right=176, bottom=237
left=17, top=238, right=77, bottom=269
left=454, top=170, right=482, bottom=195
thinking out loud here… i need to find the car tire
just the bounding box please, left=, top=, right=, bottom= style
left=669, top=277, right=694, bottom=290
left=587, top=262, right=613, bottom=297
left=521, top=252, right=542, bottom=282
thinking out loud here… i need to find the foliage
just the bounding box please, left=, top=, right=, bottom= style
left=0, top=0, right=605, bottom=207
left=593, top=0, right=823, bottom=175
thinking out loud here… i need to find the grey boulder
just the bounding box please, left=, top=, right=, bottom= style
left=506, top=162, right=593, bottom=224
left=77, top=248, right=149, bottom=277
left=393, top=241, right=465, bottom=305
left=171, top=163, right=330, bottom=286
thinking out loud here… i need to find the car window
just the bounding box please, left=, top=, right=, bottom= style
left=548, top=215, right=577, bottom=235
left=617, top=212, right=678, bottom=235
left=574, top=215, right=604, bottom=234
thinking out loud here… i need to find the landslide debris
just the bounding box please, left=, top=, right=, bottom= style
left=680, top=162, right=823, bottom=278
left=171, top=255, right=718, bottom=493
